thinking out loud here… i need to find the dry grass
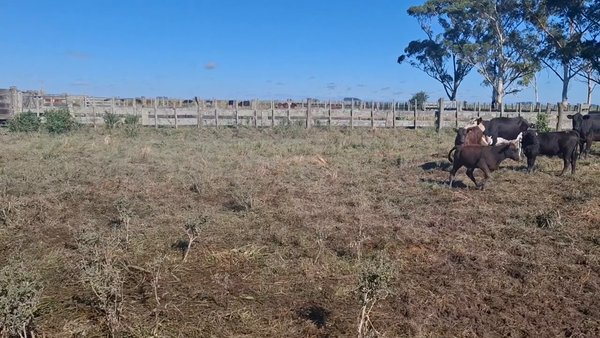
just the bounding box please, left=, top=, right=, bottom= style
left=1, top=125, right=600, bottom=337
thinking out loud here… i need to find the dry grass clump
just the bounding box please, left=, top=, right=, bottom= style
left=0, top=125, right=599, bottom=337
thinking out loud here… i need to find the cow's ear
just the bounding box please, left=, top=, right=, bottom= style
left=567, top=114, right=573, bottom=119
left=583, top=115, right=591, bottom=120
left=453, top=128, right=458, bottom=132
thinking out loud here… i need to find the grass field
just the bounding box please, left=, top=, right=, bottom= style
left=1, top=125, right=600, bottom=337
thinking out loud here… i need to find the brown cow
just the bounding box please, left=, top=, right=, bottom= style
left=447, top=125, right=489, bottom=163
left=448, top=141, right=520, bottom=190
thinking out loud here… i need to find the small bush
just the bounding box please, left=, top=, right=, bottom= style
left=103, top=111, right=121, bottom=129
left=123, top=114, right=141, bottom=137
left=7, top=111, right=41, bottom=133
left=0, top=262, right=43, bottom=337
left=536, top=112, right=550, bottom=132
left=43, top=109, right=78, bottom=134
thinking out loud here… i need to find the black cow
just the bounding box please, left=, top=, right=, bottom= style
left=448, top=142, right=521, bottom=190
left=566, top=113, right=600, bottom=159
left=521, top=130, right=579, bottom=176
left=471, top=116, right=533, bottom=146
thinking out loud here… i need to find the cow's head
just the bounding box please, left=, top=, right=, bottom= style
left=453, top=127, right=468, bottom=145
left=566, top=113, right=590, bottom=131
left=499, top=141, right=521, bottom=162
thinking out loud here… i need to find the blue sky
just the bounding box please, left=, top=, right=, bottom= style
left=0, top=0, right=593, bottom=104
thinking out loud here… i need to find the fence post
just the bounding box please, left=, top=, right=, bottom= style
left=545, top=103, right=551, bottom=115
left=350, top=99, right=354, bottom=129
left=214, top=99, right=219, bottom=128
left=234, top=100, right=239, bottom=126
left=92, top=99, right=96, bottom=128
left=517, top=102, right=521, bottom=117
left=413, top=101, right=417, bottom=129
left=270, top=100, right=275, bottom=127
left=328, top=100, right=332, bottom=129
left=253, top=99, right=258, bottom=127
left=111, top=97, right=115, bottom=115
left=174, top=105, right=178, bottom=129
left=287, top=102, right=291, bottom=126
left=306, top=98, right=312, bottom=129
left=370, top=101, right=375, bottom=129
left=556, top=102, right=564, bottom=131
left=154, top=98, right=158, bottom=129
left=195, top=97, right=202, bottom=128
left=392, top=100, right=396, bottom=129
left=499, top=101, right=504, bottom=117
left=455, top=101, right=460, bottom=129
left=477, top=102, right=481, bottom=117
left=436, top=97, right=444, bottom=133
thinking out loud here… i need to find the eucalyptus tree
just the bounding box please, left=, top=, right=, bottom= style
left=526, top=0, right=597, bottom=103
left=456, top=0, right=541, bottom=108
left=397, top=0, right=481, bottom=101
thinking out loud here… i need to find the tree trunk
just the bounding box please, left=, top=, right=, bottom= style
left=533, top=73, right=539, bottom=103
left=496, top=75, right=504, bottom=108
left=561, top=63, right=570, bottom=103
left=587, top=67, right=593, bottom=105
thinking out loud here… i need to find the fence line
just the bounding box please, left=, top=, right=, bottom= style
left=4, top=87, right=600, bottom=131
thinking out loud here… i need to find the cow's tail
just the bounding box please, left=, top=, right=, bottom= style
left=447, top=146, right=457, bottom=163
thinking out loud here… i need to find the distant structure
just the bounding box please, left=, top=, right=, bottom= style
left=343, top=97, right=362, bottom=102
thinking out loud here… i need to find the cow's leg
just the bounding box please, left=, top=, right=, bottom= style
left=479, top=165, right=492, bottom=190
left=448, top=165, right=461, bottom=188
left=585, top=137, right=593, bottom=158
left=578, top=139, right=585, bottom=159
left=465, top=168, right=478, bottom=188
left=559, top=155, right=569, bottom=176
left=526, top=155, right=537, bottom=173
left=571, top=146, right=578, bottom=175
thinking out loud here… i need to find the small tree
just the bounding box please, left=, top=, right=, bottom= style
left=409, top=91, right=430, bottom=110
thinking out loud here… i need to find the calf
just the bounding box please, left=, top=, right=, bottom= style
left=448, top=141, right=521, bottom=190
left=566, top=113, right=600, bottom=159
left=521, top=130, right=579, bottom=176
left=448, top=126, right=489, bottom=163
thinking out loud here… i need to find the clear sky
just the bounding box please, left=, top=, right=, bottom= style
left=0, top=0, right=593, bottom=104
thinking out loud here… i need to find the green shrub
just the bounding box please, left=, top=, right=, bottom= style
left=123, top=114, right=140, bottom=125
left=123, top=114, right=141, bottom=137
left=7, top=111, right=41, bottom=133
left=103, top=111, right=121, bottom=129
left=43, top=109, right=78, bottom=134
left=0, top=262, right=43, bottom=337
left=536, top=112, right=551, bottom=132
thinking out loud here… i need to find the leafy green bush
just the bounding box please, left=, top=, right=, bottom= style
left=123, top=114, right=141, bottom=137
left=124, top=114, right=140, bottom=125
left=0, top=262, right=43, bottom=337
left=536, top=112, right=551, bottom=132
left=7, top=111, right=41, bottom=133
left=43, top=109, right=78, bottom=134
left=103, top=111, right=121, bottom=129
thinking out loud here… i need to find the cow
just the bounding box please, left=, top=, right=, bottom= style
left=448, top=141, right=521, bottom=190
left=468, top=116, right=533, bottom=146
left=521, top=130, right=579, bottom=176
left=566, top=113, right=600, bottom=159
left=447, top=126, right=489, bottom=163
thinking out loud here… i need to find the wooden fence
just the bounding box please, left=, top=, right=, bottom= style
left=8, top=88, right=600, bottom=131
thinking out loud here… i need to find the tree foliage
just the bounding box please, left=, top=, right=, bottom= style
left=525, top=0, right=595, bottom=102
left=397, top=0, right=479, bottom=100
left=396, top=0, right=600, bottom=104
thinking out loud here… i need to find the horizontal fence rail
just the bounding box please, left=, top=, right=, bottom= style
left=3, top=87, right=600, bottom=131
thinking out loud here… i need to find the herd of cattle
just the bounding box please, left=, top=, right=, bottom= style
left=445, top=112, right=600, bottom=189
